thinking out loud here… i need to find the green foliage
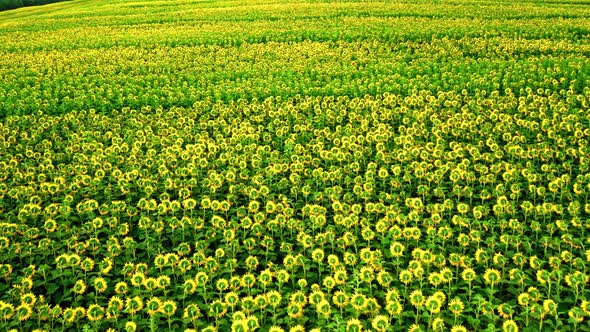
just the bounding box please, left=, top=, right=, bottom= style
left=0, top=0, right=23, bottom=11
left=0, top=0, right=589, bottom=331
left=0, top=0, right=67, bottom=12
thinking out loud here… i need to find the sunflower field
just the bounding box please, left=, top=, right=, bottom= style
left=0, top=0, right=589, bottom=331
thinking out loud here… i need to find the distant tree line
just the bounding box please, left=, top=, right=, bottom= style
left=0, top=0, right=69, bottom=11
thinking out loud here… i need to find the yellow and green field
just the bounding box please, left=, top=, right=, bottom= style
left=0, top=0, right=589, bottom=331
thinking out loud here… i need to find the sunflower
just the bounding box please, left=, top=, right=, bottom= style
left=183, top=303, right=201, bottom=321
left=449, top=298, right=465, bottom=316
left=183, top=279, right=197, bottom=295
left=343, top=252, right=358, bottom=266
left=267, top=290, right=282, bottom=308
left=108, top=296, right=124, bottom=312
left=289, top=325, right=305, bottom=332
left=100, top=257, right=114, bottom=275
left=359, top=266, right=374, bottom=284
left=145, top=297, right=162, bottom=316
left=413, top=267, right=425, bottom=279
left=36, top=304, right=51, bottom=321
left=161, top=300, right=177, bottom=317
left=195, top=271, right=209, bottom=287
left=245, top=315, right=259, bottom=330
left=483, top=269, right=501, bottom=287
left=334, top=270, right=348, bottom=285
left=350, top=293, right=368, bottom=312
left=332, top=290, right=349, bottom=309
left=542, top=299, right=557, bottom=315
left=62, top=308, right=76, bottom=324
left=440, top=268, right=453, bottom=283
left=385, top=300, right=403, bottom=316
left=254, top=294, right=268, bottom=311
left=258, top=269, right=273, bottom=288
left=43, top=219, right=58, bottom=233
left=125, top=296, right=143, bottom=315
left=371, top=314, right=390, bottom=332
left=157, top=275, right=171, bottom=290
left=407, top=323, right=422, bottom=332
left=73, top=280, right=86, bottom=295
left=244, top=255, right=259, bottom=271
left=345, top=318, right=363, bottom=332
left=425, top=296, right=442, bottom=314
left=568, top=307, right=584, bottom=323
left=502, top=319, right=518, bottom=332
left=130, top=272, right=146, bottom=287
left=232, top=320, right=249, bottom=332
left=399, top=269, right=413, bottom=285
left=241, top=273, right=256, bottom=289
left=496, top=303, right=514, bottom=319
left=87, top=304, right=105, bottom=322
left=287, top=302, right=304, bottom=319
left=409, top=290, right=425, bottom=308
left=309, top=290, right=326, bottom=306
left=16, top=303, right=32, bottom=321
left=327, top=254, right=340, bottom=268
left=124, top=321, right=137, bottom=332
left=275, top=269, right=290, bottom=284
left=517, top=293, right=530, bottom=307
left=450, top=325, right=468, bottom=332
left=238, top=295, right=255, bottom=314
left=141, top=277, right=156, bottom=292
left=316, top=299, right=331, bottom=318
left=80, top=257, right=95, bottom=272
left=20, top=293, right=36, bottom=306
left=428, top=272, right=443, bottom=287
left=461, top=268, right=476, bottom=282
left=0, top=264, right=12, bottom=279
left=289, top=291, right=307, bottom=306
left=311, top=248, right=325, bottom=263
left=93, top=277, right=108, bottom=293
left=432, top=317, right=445, bottom=331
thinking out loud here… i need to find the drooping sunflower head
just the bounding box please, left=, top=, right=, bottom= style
left=73, top=279, right=86, bottom=295
left=86, top=304, right=105, bottom=322
left=448, top=298, right=465, bottom=316
left=345, top=318, right=363, bottom=332
left=161, top=300, right=177, bottom=317
left=15, top=303, right=32, bottom=322
left=500, top=318, right=519, bottom=332
left=371, top=314, right=390, bottom=332
left=93, top=277, right=108, bottom=293
left=332, top=290, right=349, bottom=309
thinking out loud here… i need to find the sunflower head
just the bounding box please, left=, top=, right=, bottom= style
left=86, top=304, right=105, bottom=322
left=425, top=296, right=442, bottom=314
left=183, top=303, right=202, bottom=321
left=145, top=297, right=162, bottom=316
left=162, top=300, right=178, bottom=317
left=432, top=317, right=445, bottom=331
left=371, top=314, right=390, bottom=332
left=345, top=318, right=363, bottom=332
left=73, top=280, right=86, bottom=295
left=448, top=298, right=465, bottom=315
left=16, top=303, right=32, bottom=321
left=502, top=319, right=519, bottom=332
left=332, top=290, right=349, bottom=309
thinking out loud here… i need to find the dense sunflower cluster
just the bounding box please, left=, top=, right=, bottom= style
left=1, top=0, right=590, bottom=331
left=1, top=88, right=589, bottom=331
